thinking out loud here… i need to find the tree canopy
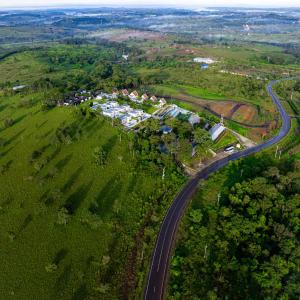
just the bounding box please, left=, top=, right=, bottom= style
left=170, top=156, right=300, bottom=300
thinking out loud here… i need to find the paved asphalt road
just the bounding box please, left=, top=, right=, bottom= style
left=144, top=79, right=292, bottom=300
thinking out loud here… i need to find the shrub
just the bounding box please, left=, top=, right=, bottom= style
left=3, top=118, right=14, bottom=128
left=41, top=99, right=57, bottom=111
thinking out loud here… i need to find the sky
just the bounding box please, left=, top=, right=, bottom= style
left=0, top=0, right=300, bottom=8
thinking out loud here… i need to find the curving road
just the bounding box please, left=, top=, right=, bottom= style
left=144, top=79, right=292, bottom=300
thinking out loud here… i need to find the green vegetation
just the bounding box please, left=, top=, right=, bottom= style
left=1, top=14, right=300, bottom=299
left=169, top=154, right=300, bottom=300
left=151, top=83, right=226, bottom=100
left=0, top=44, right=188, bottom=299
left=225, top=120, right=250, bottom=137
left=212, top=130, right=238, bottom=151
left=273, top=79, right=300, bottom=158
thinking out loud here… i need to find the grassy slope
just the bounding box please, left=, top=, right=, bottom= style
left=152, top=83, right=226, bottom=100
left=0, top=47, right=185, bottom=299
left=0, top=51, right=48, bottom=85
left=0, top=90, right=182, bottom=299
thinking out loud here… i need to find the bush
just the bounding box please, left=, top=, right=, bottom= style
left=3, top=118, right=14, bottom=128
left=41, top=99, right=57, bottom=111
left=93, top=146, right=107, bottom=166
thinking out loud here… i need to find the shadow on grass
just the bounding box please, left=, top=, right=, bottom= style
left=103, top=135, right=118, bottom=154
left=47, top=147, right=61, bottom=162
left=71, top=284, right=88, bottom=300
left=0, top=104, right=8, bottom=113
left=61, top=165, right=83, bottom=193
left=54, top=264, right=72, bottom=295
left=55, top=154, right=73, bottom=172
left=37, top=143, right=51, bottom=154
left=84, top=119, right=100, bottom=137
left=89, top=177, right=122, bottom=218
left=0, top=160, right=13, bottom=174
left=14, top=114, right=27, bottom=125
left=18, top=214, right=33, bottom=235
left=99, top=234, right=122, bottom=284
left=37, top=120, right=48, bottom=129
left=4, top=128, right=26, bottom=147
left=53, top=248, right=68, bottom=265
left=0, top=195, right=13, bottom=207
left=0, top=147, right=13, bottom=158
left=127, top=174, right=137, bottom=194
left=63, top=180, right=92, bottom=214
left=40, top=129, right=53, bottom=139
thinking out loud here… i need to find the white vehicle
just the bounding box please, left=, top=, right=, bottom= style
left=224, top=146, right=235, bottom=153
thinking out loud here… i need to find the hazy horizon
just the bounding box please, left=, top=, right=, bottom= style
left=1, top=0, right=300, bottom=9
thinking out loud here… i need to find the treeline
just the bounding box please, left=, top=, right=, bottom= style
left=23, top=43, right=144, bottom=95
left=169, top=154, right=300, bottom=299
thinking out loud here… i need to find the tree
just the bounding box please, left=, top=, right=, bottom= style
left=189, top=209, right=203, bottom=223
left=3, top=118, right=14, bottom=128
left=93, top=146, right=107, bottom=166
left=169, top=156, right=300, bottom=300
left=193, top=128, right=213, bottom=148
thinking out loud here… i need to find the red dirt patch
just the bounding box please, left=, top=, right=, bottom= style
left=232, top=105, right=257, bottom=123
left=206, top=101, right=236, bottom=117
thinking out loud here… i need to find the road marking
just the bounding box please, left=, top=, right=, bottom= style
left=156, top=181, right=195, bottom=271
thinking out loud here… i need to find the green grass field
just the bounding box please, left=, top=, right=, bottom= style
left=152, top=83, right=226, bottom=100
left=212, top=130, right=238, bottom=151
left=0, top=89, right=184, bottom=299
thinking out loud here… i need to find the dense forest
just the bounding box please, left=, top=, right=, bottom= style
left=169, top=154, right=300, bottom=299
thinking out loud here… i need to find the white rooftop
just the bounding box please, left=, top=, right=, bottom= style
left=209, top=123, right=226, bottom=141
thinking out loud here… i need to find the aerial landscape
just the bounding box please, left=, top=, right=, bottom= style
left=0, top=0, right=299, bottom=299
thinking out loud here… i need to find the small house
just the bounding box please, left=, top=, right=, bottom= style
left=188, top=114, right=200, bottom=126
left=160, top=125, right=173, bottom=134
left=130, top=91, right=139, bottom=98
left=142, top=93, right=149, bottom=101
left=122, top=54, right=129, bottom=61
left=112, top=89, right=119, bottom=96
left=201, top=63, right=209, bottom=70
left=150, top=96, right=158, bottom=102
left=159, top=98, right=167, bottom=106
left=122, top=89, right=129, bottom=96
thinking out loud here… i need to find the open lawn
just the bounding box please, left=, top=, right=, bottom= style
left=152, top=83, right=226, bottom=100
left=212, top=130, right=238, bottom=151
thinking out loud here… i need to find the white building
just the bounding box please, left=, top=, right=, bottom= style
left=193, top=57, right=216, bottom=64
left=122, top=54, right=129, bottom=61
left=97, top=101, right=152, bottom=128
left=12, top=85, right=26, bottom=91
left=209, top=123, right=226, bottom=141
left=159, top=98, right=167, bottom=107
left=188, top=114, right=200, bottom=126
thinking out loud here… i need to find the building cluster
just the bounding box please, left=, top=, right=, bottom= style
left=56, top=87, right=229, bottom=145
left=193, top=57, right=216, bottom=64
left=92, top=101, right=151, bottom=128
left=58, top=88, right=167, bottom=108
left=59, top=90, right=93, bottom=106
left=106, top=89, right=167, bottom=107
left=154, top=104, right=201, bottom=126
